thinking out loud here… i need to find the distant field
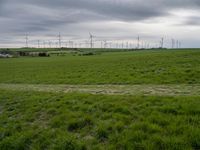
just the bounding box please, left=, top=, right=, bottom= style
left=0, top=90, right=199, bottom=149
left=0, top=49, right=200, bottom=84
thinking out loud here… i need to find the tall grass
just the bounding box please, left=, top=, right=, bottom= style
left=0, top=90, right=199, bottom=149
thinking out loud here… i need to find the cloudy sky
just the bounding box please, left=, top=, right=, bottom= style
left=0, top=0, right=200, bottom=48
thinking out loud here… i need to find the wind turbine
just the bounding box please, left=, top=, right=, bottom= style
left=37, top=40, right=40, bottom=48
left=58, top=32, right=61, bottom=48
left=104, top=40, right=108, bottom=49
left=43, top=41, right=46, bottom=48
left=160, top=37, right=164, bottom=48
left=49, top=41, right=52, bottom=48
left=101, top=41, right=103, bottom=49
left=171, top=39, right=175, bottom=49
left=89, top=32, right=95, bottom=48
left=179, top=41, right=181, bottom=48
left=25, top=34, right=29, bottom=48
left=137, top=36, right=140, bottom=49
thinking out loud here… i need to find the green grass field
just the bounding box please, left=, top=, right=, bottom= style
left=0, top=90, right=199, bottom=149
left=0, top=49, right=200, bottom=149
left=0, top=49, right=200, bottom=84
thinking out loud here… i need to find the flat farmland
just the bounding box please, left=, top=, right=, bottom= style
left=0, top=49, right=200, bottom=149
left=0, top=50, right=200, bottom=84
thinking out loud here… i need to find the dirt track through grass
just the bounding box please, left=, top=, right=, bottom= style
left=0, top=84, right=199, bottom=96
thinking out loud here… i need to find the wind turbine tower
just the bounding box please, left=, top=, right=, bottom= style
left=89, top=33, right=95, bottom=48
left=161, top=37, right=164, bottom=48
left=137, top=36, right=140, bottom=49
left=172, top=39, right=175, bottom=49
left=37, top=40, right=40, bottom=48
left=49, top=41, right=52, bottom=48
left=179, top=41, right=181, bottom=48
left=25, top=34, right=28, bottom=48
left=58, top=32, right=61, bottom=48
left=176, top=40, right=179, bottom=49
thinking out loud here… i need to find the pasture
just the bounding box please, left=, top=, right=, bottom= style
left=0, top=49, right=200, bottom=149
left=0, top=49, right=200, bottom=84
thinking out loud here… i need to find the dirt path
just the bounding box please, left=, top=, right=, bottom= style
left=0, top=84, right=200, bottom=96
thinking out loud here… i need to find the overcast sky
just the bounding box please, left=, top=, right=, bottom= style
left=0, top=0, right=200, bottom=48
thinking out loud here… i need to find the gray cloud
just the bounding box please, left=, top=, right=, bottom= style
left=183, top=16, right=200, bottom=26
left=1, top=0, right=200, bottom=30
left=0, top=0, right=200, bottom=47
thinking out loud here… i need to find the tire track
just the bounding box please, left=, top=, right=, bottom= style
left=0, top=84, right=200, bottom=96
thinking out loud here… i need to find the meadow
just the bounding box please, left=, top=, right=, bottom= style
left=0, top=49, right=200, bottom=149
left=0, top=49, right=200, bottom=84
left=0, top=90, right=200, bottom=150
